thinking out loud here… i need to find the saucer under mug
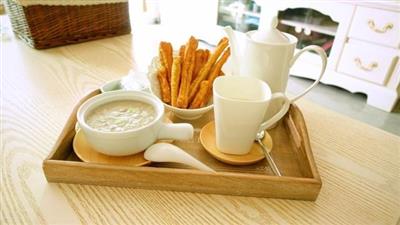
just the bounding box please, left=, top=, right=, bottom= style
left=199, top=121, right=273, bottom=166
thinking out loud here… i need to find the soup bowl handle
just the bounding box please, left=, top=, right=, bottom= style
left=158, top=123, right=194, bottom=140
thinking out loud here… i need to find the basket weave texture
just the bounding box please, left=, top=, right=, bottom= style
left=5, top=0, right=131, bottom=49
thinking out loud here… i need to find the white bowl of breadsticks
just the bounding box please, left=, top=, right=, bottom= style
left=148, top=36, right=230, bottom=120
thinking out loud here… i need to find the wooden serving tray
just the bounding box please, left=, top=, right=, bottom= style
left=43, top=90, right=322, bottom=201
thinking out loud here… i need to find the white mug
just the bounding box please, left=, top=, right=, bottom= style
left=213, top=76, right=290, bottom=155
left=224, top=29, right=327, bottom=128
left=77, top=91, right=193, bottom=156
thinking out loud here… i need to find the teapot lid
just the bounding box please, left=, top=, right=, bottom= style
left=250, top=16, right=289, bottom=43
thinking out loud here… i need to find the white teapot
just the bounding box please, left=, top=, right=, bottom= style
left=224, top=16, right=327, bottom=102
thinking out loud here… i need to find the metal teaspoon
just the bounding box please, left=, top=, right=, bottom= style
left=256, top=131, right=282, bottom=176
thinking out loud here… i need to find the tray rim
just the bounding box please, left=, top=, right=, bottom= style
left=44, top=159, right=321, bottom=184
left=43, top=89, right=322, bottom=200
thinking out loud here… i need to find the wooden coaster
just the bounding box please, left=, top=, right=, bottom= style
left=73, top=129, right=151, bottom=167
left=199, top=121, right=273, bottom=166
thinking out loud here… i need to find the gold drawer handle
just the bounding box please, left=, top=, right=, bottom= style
left=368, top=20, right=393, bottom=33
left=354, top=58, right=378, bottom=71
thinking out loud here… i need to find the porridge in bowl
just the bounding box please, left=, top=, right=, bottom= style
left=86, top=100, right=156, bottom=132
left=77, top=91, right=194, bottom=156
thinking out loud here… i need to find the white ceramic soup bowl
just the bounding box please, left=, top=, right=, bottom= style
left=77, top=91, right=194, bottom=156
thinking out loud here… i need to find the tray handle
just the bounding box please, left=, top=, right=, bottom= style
left=284, top=111, right=313, bottom=178
left=45, top=89, right=100, bottom=161
left=285, top=115, right=302, bottom=149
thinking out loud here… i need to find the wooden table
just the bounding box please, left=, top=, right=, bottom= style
left=1, top=17, right=399, bottom=224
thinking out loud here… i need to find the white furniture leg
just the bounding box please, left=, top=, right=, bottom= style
left=367, top=91, right=399, bottom=112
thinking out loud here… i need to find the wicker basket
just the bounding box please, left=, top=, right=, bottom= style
left=4, top=0, right=131, bottom=49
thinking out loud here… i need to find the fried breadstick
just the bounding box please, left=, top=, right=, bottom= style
left=198, top=48, right=230, bottom=107
left=202, top=70, right=224, bottom=108
left=187, top=50, right=197, bottom=84
left=203, top=49, right=210, bottom=63
left=199, top=51, right=230, bottom=108
left=189, top=81, right=210, bottom=109
left=179, top=45, right=186, bottom=62
left=171, top=56, right=181, bottom=107
left=197, top=50, right=210, bottom=81
left=193, top=49, right=204, bottom=81
left=177, top=36, right=198, bottom=108
left=201, top=88, right=212, bottom=108
left=198, top=71, right=224, bottom=109
left=159, top=42, right=173, bottom=82
left=165, top=43, right=173, bottom=82
left=207, top=48, right=231, bottom=84
left=157, top=67, right=171, bottom=103
left=217, top=37, right=228, bottom=46
left=188, top=37, right=229, bottom=103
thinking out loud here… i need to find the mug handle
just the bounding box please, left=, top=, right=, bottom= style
left=289, top=45, right=327, bottom=102
left=158, top=123, right=194, bottom=140
left=259, top=93, right=291, bottom=132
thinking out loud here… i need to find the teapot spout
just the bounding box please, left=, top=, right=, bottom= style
left=223, top=26, right=241, bottom=76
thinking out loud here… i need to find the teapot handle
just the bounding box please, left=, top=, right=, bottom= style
left=289, top=45, right=327, bottom=102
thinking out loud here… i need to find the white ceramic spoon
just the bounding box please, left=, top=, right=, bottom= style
left=144, top=143, right=215, bottom=172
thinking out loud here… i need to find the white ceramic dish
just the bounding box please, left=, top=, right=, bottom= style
left=100, top=79, right=121, bottom=93
left=77, top=91, right=193, bottom=156
left=148, top=57, right=214, bottom=120
left=100, top=71, right=151, bottom=93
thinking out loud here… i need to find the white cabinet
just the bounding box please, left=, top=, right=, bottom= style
left=349, top=6, right=400, bottom=48
left=337, top=40, right=399, bottom=86
left=258, top=1, right=400, bottom=112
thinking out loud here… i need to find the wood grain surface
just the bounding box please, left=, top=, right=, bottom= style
left=1, top=16, right=400, bottom=224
